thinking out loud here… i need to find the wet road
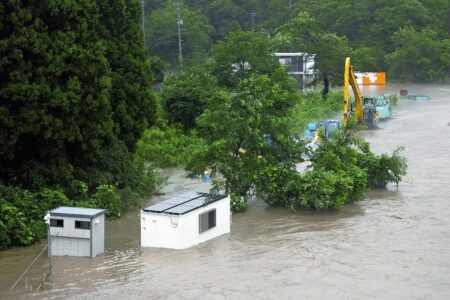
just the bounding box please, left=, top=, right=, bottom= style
left=1, top=84, right=450, bottom=299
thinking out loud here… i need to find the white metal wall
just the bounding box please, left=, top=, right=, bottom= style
left=91, top=214, right=105, bottom=257
left=141, top=212, right=184, bottom=249
left=141, top=196, right=231, bottom=249
left=180, top=196, right=230, bottom=249
left=49, top=216, right=92, bottom=257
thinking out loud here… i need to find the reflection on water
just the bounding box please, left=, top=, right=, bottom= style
left=1, top=84, right=450, bottom=299
left=359, top=84, right=387, bottom=96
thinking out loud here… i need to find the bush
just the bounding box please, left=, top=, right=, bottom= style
left=0, top=202, right=35, bottom=249
left=290, top=91, right=342, bottom=132
left=299, top=169, right=353, bottom=209
left=91, top=184, right=122, bottom=219
left=361, top=147, right=408, bottom=188
left=0, top=185, right=71, bottom=249
left=136, top=124, right=207, bottom=167
left=253, top=125, right=407, bottom=210
left=388, top=94, right=399, bottom=106
left=230, top=193, right=248, bottom=212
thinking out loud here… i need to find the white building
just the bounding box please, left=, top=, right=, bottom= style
left=48, top=207, right=105, bottom=257
left=273, top=52, right=316, bottom=91
left=141, top=192, right=230, bottom=249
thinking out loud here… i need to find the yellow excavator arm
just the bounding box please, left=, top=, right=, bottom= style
left=343, top=57, right=364, bottom=125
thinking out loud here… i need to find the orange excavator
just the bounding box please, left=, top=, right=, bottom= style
left=343, top=57, right=379, bottom=128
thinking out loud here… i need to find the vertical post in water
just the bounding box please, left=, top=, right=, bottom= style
left=44, top=212, right=52, bottom=282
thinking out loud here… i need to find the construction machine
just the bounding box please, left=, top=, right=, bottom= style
left=343, top=57, right=379, bottom=128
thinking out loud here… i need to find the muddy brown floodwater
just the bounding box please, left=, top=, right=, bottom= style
left=1, top=84, right=450, bottom=299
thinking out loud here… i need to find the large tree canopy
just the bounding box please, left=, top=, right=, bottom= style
left=0, top=0, right=156, bottom=190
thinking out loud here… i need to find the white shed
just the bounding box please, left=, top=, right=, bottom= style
left=48, top=207, right=106, bottom=257
left=141, top=192, right=230, bottom=249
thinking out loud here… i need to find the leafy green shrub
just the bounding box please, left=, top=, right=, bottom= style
left=360, top=147, right=408, bottom=188
left=91, top=184, right=122, bottom=219
left=0, top=185, right=69, bottom=248
left=0, top=202, right=35, bottom=249
left=388, top=94, right=399, bottom=106
left=230, top=193, right=248, bottom=212
left=252, top=124, right=407, bottom=210
left=254, top=165, right=302, bottom=210
left=299, top=169, right=352, bottom=209
left=290, top=91, right=342, bottom=132
left=136, top=124, right=206, bottom=167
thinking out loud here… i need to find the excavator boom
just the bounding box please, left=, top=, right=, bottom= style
left=343, top=57, right=364, bottom=125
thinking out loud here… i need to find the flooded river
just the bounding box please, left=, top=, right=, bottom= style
left=1, top=84, right=450, bottom=299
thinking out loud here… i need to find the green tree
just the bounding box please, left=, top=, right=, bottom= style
left=275, top=12, right=351, bottom=95
left=210, top=30, right=282, bottom=88
left=162, top=68, right=218, bottom=129
left=188, top=73, right=302, bottom=210
left=0, top=0, right=114, bottom=189
left=0, top=0, right=156, bottom=190
left=146, top=1, right=214, bottom=64
left=351, top=46, right=387, bottom=72
left=96, top=0, right=157, bottom=149
left=190, top=0, right=243, bottom=41
left=386, top=27, right=450, bottom=82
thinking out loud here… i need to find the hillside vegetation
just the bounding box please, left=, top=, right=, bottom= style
left=0, top=0, right=416, bottom=249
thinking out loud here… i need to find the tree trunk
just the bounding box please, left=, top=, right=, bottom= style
left=322, top=72, right=329, bottom=98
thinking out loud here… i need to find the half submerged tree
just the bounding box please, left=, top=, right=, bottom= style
left=254, top=121, right=408, bottom=210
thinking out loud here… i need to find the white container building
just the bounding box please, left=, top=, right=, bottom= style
left=273, top=52, right=316, bottom=91
left=141, top=192, right=230, bottom=249
left=48, top=207, right=106, bottom=257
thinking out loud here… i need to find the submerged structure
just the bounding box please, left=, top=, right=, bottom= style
left=47, top=207, right=105, bottom=257
left=141, top=192, right=230, bottom=249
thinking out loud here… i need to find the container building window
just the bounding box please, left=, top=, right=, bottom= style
left=50, top=219, right=64, bottom=227
left=75, top=220, right=91, bottom=230
left=199, top=209, right=216, bottom=233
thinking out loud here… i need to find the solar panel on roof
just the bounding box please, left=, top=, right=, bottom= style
left=183, top=198, right=207, bottom=208
left=144, top=203, right=174, bottom=212
left=143, top=193, right=228, bottom=215
left=162, top=197, right=192, bottom=206
left=164, top=204, right=196, bottom=214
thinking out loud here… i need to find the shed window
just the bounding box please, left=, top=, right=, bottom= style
left=75, top=220, right=91, bottom=230
left=199, top=209, right=216, bottom=233
left=50, top=219, right=64, bottom=227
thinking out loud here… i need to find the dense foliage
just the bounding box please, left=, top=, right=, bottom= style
left=0, top=0, right=158, bottom=248
left=136, top=124, right=206, bottom=167
left=1, top=0, right=416, bottom=249
left=206, top=118, right=408, bottom=211
left=146, top=0, right=450, bottom=82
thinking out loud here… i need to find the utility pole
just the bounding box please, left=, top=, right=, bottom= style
left=176, top=6, right=183, bottom=65
left=141, top=0, right=145, bottom=45
left=287, top=0, right=294, bottom=18
left=249, top=12, right=256, bottom=31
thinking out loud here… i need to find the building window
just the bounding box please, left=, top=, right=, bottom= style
left=75, top=220, right=91, bottom=230
left=50, top=219, right=64, bottom=227
left=199, top=209, right=216, bottom=233
left=279, top=58, right=292, bottom=67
